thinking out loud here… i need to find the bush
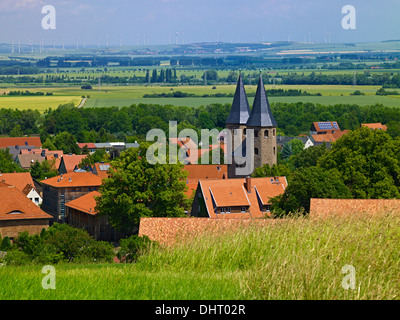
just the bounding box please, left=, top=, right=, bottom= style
left=0, top=237, right=11, bottom=251
left=117, top=235, right=157, bottom=263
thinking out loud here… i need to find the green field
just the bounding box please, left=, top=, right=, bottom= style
left=0, top=213, right=399, bottom=300
left=1, top=84, right=400, bottom=111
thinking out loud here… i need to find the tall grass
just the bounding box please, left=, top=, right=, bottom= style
left=0, top=213, right=399, bottom=299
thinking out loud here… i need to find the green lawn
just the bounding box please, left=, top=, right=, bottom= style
left=1, top=213, right=399, bottom=300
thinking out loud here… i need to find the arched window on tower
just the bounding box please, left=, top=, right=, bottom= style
left=273, top=129, right=276, bottom=136
left=273, top=146, right=276, bottom=155
left=254, top=130, right=259, bottom=138
left=264, top=130, right=269, bottom=138
left=255, top=147, right=259, bottom=155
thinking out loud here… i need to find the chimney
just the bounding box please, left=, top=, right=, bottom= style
left=245, top=176, right=252, bottom=192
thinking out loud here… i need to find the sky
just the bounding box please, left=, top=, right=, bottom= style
left=0, top=0, right=399, bottom=47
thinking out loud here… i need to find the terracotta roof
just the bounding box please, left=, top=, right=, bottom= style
left=183, top=165, right=227, bottom=197
left=59, top=154, right=88, bottom=172
left=184, top=164, right=227, bottom=180
left=0, top=185, right=52, bottom=221
left=65, top=191, right=100, bottom=216
left=41, top=171, right=103, bottom=188
left=198, top=177, right=287, bottom=219
left=45, top=155, right=61, bottom=171
left=310, top=198, right=400, bottom=217
left=77, top=143, right=97, bottom=149
left=92, top=162, right=111, bottom=180
left=0, top=172, right=34, bottom=192
left=0, top=137, right=41, bottom=149
left=312, top=130, right=350, bottom=143
left=361, top=123, right=388, bottom=131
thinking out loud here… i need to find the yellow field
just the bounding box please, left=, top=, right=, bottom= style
left=0, top=95, right=82, bottom=112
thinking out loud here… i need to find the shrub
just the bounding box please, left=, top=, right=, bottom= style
left=117, top=235, right=157, bottom=263
left=0, top=237, right=11, bottom=251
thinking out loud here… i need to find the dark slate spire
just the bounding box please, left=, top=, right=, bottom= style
left=226, top=72, right=250, bottom=125
left=246, top=72, right=277, bottom=127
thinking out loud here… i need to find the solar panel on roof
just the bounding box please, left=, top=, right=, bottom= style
left=318, top=122, right=333, bottom=130
left=332, top=122, right=339, bottom=129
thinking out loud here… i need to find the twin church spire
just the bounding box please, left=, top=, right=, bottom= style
left=226, top=71, right=277, bottom=128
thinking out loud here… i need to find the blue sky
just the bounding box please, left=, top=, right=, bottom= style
left=0, top=0, right=399, bottom=46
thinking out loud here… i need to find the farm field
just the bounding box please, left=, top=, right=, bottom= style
left=0, top=213, right=399, bottom=300
left=1, top=84, right=400, bottom=111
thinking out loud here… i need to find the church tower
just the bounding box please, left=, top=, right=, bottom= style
left=226, top=72, right=251, bottom=178
left=246, top=72, right=277, bottom=169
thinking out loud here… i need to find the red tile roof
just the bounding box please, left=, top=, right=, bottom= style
left=77, top=143, right=97, bottom=149
left=198, top=177, right=287, bottom=219
left=361, top=123, right=388, bottom=130
left=310, top=198, right=400, bottom=217
left=92, top=162, right=111, bottom=180
left=0, top=172, right=34, bottom=193
left=183, top=165, right=227, bottom=197
left=312, top=122, right=341, bottom=133
left=312, top=130, right=350, bottom=143
left=0, top=137, right=42, bottom=149
left=41, top=171, right=103, bottom=188
left=59, top=154, right=88, bottom=172
left=65, top=191, right=100, bottom=215
left=0, top=185, right=52, bottom=221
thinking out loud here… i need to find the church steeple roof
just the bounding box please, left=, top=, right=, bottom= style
left=226, top=72, right=250, bottom=126
left=246, top=72, right=277, bottom=128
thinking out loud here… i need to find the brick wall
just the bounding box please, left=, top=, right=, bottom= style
left=139, top=217, right=274, bottom=246
left=0, top=218, right=50, bottom=239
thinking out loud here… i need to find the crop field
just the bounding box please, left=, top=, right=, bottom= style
left=0, top=213, right=399, bottom=300
left=1, top=84, right=400, bottom=111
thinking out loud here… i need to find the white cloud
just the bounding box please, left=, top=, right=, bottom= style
left=0, top=0, right=44, bottom=12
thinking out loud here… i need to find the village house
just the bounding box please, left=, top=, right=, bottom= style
left=0, top=182, right=52, bottom=239
left=40, top=171, right=103, bottom=222
left=183, top=164, right=227, bottom=198
left=58, top=154, right=88, bottom=174
left=361, top=123, right=388, bottom=131
left=65, top=191, right=122, bottom=241
left=191, top=176, right=287, bottom=218
left=0, top=172, right=42, bottom=205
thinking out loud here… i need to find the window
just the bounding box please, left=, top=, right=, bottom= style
left=243, top=128, right=246, bottom=135
left=220, top=207, right=226, bottom=214
left=241, top=207, right=246, bottom=213
left=35, top=198, right=39, bottom=203
left=254, top=148, right=259, bottom=155
left=264, top=130, right=269, bottom=138
left=273, top=147, right=276, bottom=155
left=220, top=207, right=231, bottom=214
left=226, top=207, right=231, bottom=213
left=254, top=130, right=259, bottom=138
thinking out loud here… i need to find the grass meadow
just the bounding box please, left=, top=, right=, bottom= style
left=0, top=213, right=399, bottom=300
left=1, top=84, right=400, bottom=111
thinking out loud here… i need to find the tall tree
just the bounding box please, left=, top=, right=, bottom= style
left=95, top=143, right=190, bottom=233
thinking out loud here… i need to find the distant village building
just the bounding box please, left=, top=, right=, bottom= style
left=183, top=164, right=227, bottom=198
left=0, top=172, right=42, bottom=205
left=58, top=154, right=88, bottom=174
left=276, top=136, right=314, bottom=150
left=361, top=123, right=388, bottom=131
left=310, top=121, right=350, bottom=144
left=65, top=191, right=121, bottom=241
left=226, top=73, right=277, bottom=178
left=0, top=182, right=52, bottom=239
left=41, top=172, right=103, bottom=222
left=191, top=176, right=287, bottom=218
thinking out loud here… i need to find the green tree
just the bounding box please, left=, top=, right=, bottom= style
left=53, top=131, right=80, bottom=154
left=95, top=143, right=190, bottom=233
left=272, top=166, right=352, bottom=215
left=0, top=236, right=11, bottom=251
left=318, top=127, right=400, bottom=199
left=0, top=149, right=23, bottom=173
left=117, top=235, right=156, bottom=263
